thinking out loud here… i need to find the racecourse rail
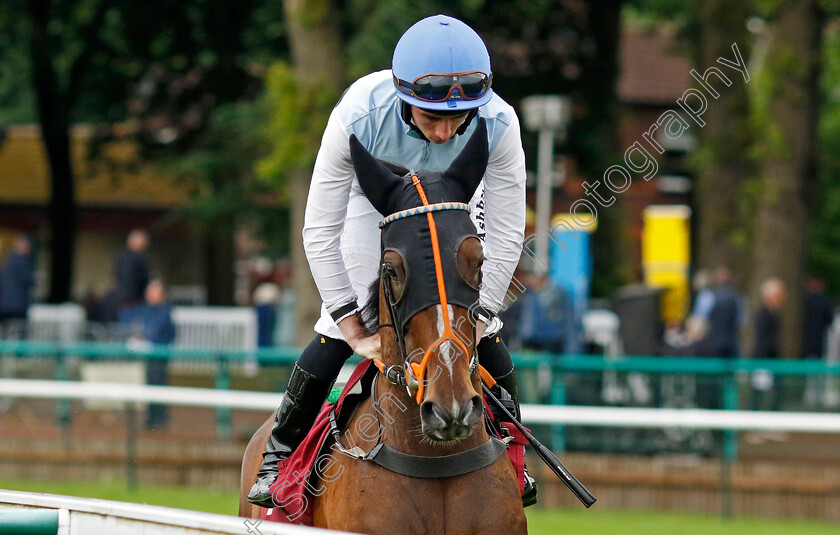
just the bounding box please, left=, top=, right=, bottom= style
left=2, top=377, right=840, bottom=433
left=2, top=339, right=840, bottom=439
left=0, top=490, right=349, bottom=535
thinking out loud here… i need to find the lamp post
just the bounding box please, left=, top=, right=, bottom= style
left=521, top=95, right=571, bottom=275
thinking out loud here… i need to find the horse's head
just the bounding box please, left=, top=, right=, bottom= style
left=350, top=119, right=489, bottom=443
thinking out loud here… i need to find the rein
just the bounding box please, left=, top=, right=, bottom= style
left=373, top=174, right=477, bottom=404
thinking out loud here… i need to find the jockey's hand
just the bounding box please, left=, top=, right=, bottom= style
left=475, top=319, right=488, bottom=342
left=337, top=312, right=382, bottom=360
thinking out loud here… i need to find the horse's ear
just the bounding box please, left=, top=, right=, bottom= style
left=349, top=134, right=403, bottom=215
left=442, top=118, right=489, bottom=202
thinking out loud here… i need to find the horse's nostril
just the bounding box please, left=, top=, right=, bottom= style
left=420, top=401, right=448, bottom=429
left=459, top=395, right=483, bottom=427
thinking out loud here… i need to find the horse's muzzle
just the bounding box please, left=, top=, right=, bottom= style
left=420, top=395, right=483, bottom=441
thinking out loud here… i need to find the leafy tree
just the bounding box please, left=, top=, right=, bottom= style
left=0, top=0, right=284, bottom=303
left=809, top=26, right=840, bottom=297
left=750, top=0, right=825, bottom=357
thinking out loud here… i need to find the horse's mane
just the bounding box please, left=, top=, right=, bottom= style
left=360, top=276, right=381, bottom=337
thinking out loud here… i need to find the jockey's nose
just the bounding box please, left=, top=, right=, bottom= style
left=420, top=394, right=483, bottom=441
left=436, top=123, right=455, bottom=141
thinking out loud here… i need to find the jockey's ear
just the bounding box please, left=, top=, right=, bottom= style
left=349, top=134, right=404, bottom=215
left=442, top=118, right=488, bottom=203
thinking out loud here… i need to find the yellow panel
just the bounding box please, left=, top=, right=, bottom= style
left=642, top=205, right=690, bottom=264
left=642, top=205, right=691, bottom=323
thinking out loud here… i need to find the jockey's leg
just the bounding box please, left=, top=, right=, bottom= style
left=248, top=335, right=352, bottom=508
left=477, top=335, right=539, bottom=507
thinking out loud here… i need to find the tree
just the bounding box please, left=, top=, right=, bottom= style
left=258, top=0, right=345, bottom=344
left=3, top=0, right=281, bottom=304
left=750, top=0, right=824, bottom=357
left=18, top=0, right=109, bottom=302
left=809, top=25, right=840, bottom=296
left=690, top=0, right=754, bottom=282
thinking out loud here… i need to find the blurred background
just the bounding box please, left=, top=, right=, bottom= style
left=1, top=1, right=840, bottom=533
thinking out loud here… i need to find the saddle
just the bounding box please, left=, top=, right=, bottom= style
left=262, top=360, right=528, bottom=526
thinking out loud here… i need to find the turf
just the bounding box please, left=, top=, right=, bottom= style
left=525, top=508, right=839, bottom=535
left=1, top=479, right=238, bottom=517
left=2, top=479, right=838, bottom=534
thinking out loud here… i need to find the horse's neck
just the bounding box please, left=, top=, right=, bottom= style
left=373, top=376, right=489, bottom=456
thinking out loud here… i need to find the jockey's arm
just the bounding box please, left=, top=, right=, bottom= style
left=478, top=112, right=527, bottom=333
left=303, top=114, right=365, bottom=315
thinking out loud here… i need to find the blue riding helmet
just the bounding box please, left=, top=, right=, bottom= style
left=392, top=15, right=493, bottom=112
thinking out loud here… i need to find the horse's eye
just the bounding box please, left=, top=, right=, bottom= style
left=456, top=237, right=483, bottom=291
left=382, top=260, right=406, bottom=302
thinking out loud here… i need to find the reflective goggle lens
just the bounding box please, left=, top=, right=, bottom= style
left=395, top=71, right=492, bottom=102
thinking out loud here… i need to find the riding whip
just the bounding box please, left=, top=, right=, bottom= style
left=482, top=384, right=596, bottom=508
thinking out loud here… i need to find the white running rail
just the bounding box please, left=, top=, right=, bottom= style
left=3, top=378, right=840, bottom=433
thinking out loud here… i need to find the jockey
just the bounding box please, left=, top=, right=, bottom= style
left=249, top=14, right=535, bottom=507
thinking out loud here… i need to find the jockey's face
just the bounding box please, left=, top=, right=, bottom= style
left=410, top=107, right=470, bottom=144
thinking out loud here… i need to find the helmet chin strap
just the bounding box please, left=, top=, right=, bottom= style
left=400, top=101, right=478, bottom=140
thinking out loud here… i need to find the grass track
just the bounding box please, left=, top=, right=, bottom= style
left=2, top=479, right=838, bottom=534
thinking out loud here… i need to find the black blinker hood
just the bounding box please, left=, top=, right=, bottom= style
left=382, top=210, right=480, bottom=335
left=349, top=119, right=490, bottom=332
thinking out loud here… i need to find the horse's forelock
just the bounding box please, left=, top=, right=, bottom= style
left=360, top=276, right=380, bottom=336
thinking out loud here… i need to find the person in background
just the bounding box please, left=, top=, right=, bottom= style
left=705, top=266, right=743, bottom=358
left=802, top=277, right=834, bottom=359
left=518, top=271, right=574, bottom=355
left=125, top=279, right=176, bottom=429
left=802, top=277, right=835, bottom=406
left=0, top=235, right=35, bottom=323
left=751, top=277, right=787, bottom=412
left=115, top=229, right=151, bottom=313
left=253, top=281, right=280, bottom=347
left=690, top=268, right=715, bottom=321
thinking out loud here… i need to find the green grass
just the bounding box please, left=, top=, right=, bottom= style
left=525, top=508, right=839, bottom=535
left=1, top=479, right=237, bottom=517
left=2, top=479, right=838, bottom=534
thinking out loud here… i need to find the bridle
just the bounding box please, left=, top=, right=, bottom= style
left=372, top=175, right=484, bottom=404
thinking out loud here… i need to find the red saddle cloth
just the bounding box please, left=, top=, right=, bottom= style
left=261, top=360, right=528, bottom=526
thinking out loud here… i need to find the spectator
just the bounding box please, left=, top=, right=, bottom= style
left=253, top=282, right=280, bottom=347
left=752, top=277, right=786, bottom=412
left=670, top=269, right=714, bottom=352
left=0, top=235, right=35, bottom=323
left=754, top=277, right=786, bottom=359
left=690, top=268, right=715, bottom=321
left=124, top=279, right=175, bottom=429
left=705, top=266, right=743, bottom=358
left=518, top=272, right=575, bottom=355
left=802, top=277, right=834, bottom=406
left=115, top=229, right=151, bottom=312
left=802, top=277, right=834, bottom=359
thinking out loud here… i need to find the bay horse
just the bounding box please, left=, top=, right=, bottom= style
left=240, top=119, right=527, bottom=534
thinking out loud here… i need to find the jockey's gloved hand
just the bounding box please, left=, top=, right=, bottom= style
left=337, top=312, right=382, bottom=360
left=489, top=383, right=517, bottom=424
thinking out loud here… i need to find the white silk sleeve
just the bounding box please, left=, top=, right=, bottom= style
left=479, top=114, right=527, bottom=313
left=302, top=111, right=359, bottom=314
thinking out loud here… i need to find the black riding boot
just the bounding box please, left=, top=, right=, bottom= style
left=247, top=363, right=334, bottom=507
left=494, top=369, right=539, bottom=508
